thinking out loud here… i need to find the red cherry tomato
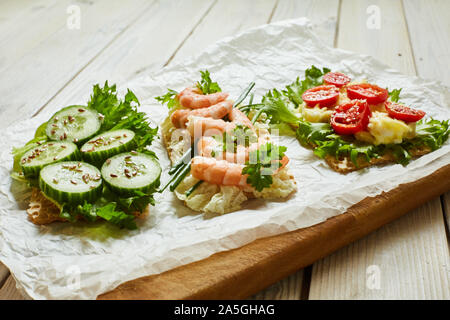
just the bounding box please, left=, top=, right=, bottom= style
left=385, top=101, right=425, bottom=122
left=346, top=83, right=388, bottom=104
left=302, top=85, right=339, bottom=108
left=331, top=100, right=372, bottom=135
left=323, top=72, right=351, bottom=88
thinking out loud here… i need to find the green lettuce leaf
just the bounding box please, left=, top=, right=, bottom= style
left=282, top=65, right=331, bottom=108
left=296, top=118, right=450, bottom=167
left=87, top=81, right=158, bottom=153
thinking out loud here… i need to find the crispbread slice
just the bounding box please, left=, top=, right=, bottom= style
left=324, top=145, right=431, bottom=174
left=26, top=188, right=150, bottom=226
left=27, top=187, right=66, bottom=225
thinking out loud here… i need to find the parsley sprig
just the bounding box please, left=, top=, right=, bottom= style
left=243, top=143, right=287, bottom=192
left=196, top=70, right=222, bottom=94
left=154, top=88, right=178, bottom=110
left=155, top=69, right=222, bottom=110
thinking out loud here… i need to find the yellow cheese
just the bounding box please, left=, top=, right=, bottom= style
left=355, top=111, right=416, bottom=145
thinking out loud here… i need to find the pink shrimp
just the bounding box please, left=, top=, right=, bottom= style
left=186, top=116, right=235, bottom=139
left=191, top=155, right=289, bottom=188
left=191, top=156, right=249, bottom=188
left=228, top=108, right=256, bottom=134
left=177, top=87, right=229, bottom=109
left=197, top=135, right=270, bottom=164
left=170, top=100, right=233, bottom=128
left=186, top=108, right=256, bottom=138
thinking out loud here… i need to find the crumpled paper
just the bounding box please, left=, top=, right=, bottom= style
left=0, top=18, right=449, bottom=300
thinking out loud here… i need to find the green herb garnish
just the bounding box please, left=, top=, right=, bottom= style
left=242, top=143, right=287, bottom=192
left=154, top=88, right=179, bottom=110
left=196, top=69, right=222, bottom=94
left=282, top=65, right=331, bottom=107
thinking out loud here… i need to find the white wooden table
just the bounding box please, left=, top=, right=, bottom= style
left=0, top=0, right=449, bottom=300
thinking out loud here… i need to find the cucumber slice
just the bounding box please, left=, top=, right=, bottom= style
left=101, top=152, right=161, bottom=196
left=46, top=105, right=102, bottom=144
left=80, top=129, right=136, bottom=167
left=20, top=141, right=81, bottom=178
left=39, top=161, right=102, bottom=205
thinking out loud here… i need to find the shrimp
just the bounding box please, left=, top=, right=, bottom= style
left=197, top=135, right=270, bottom=164
left=187, top=116, right=235, bottom=139
left=228, top=108, right=256, bottom=133
left=186, top=108, right=256, bottom=138
left=191, top=156, right=249, bottom=188
left=191, top=155, right=289, bottom=188
left=177, top=87, right=229, bottom=109
left=170, top=100, right=233, bottom=128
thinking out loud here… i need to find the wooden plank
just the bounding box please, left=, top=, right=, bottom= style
left=29, top=0, right=217, bottom=118
left=0, top=262, right=9, bottom=287
left=442, top=193, right=450, bottom=235
left=251, top=272, right=304, bottom=300
left=271, top=0, right=340, bottom=45
left=337, top=0, right=416, bottom=76
left=402, top=0, right=450, bottom=83
left=98, top=164, right=450, bottom=299
left=251, top=0, right=340, bottom=300
left=169, top=0, right=278, bottom=63
left=308, top=0, right=450, bottom=299
left=0, top=276, right=24, bottom=300
left=403, top=0, right=450, bottom=247
left=0, top=0, right=155, bottom=128
left=309, top=199, right=449, bottom=299
left=0, top=0, right=65, bottom=72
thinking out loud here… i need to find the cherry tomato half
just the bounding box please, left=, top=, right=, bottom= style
left=302, top=85, right=339, bottom=108
left=346, top=83, right=388, bottom=105
left=385, top=101, right=425, bottom=122
left=331, top=100, right=372, bottom=135
left=323, top=72, right=351, bottom=88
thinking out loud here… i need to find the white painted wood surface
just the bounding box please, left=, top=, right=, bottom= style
left=307, top=0, right=450, bottom=300
left=0, top=0, right=448, bottom=300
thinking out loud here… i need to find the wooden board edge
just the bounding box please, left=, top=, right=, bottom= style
left=98, top=164, right=450, bottom=300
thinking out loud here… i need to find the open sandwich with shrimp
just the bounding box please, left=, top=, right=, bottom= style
left=156, top=71, right=297, bottom=215
left=240, top=66, right=449, bottom=173
left=12, top=82, right=160, bottom=230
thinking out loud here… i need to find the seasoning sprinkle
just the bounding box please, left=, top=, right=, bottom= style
left=70, top=180, right=77, bottom=185
left=78, top=108, right=85, bottom=113
left=110, top=174, right=118, bottom=178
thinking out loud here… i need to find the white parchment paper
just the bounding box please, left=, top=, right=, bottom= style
left=0, top=18, right=449, bottom=300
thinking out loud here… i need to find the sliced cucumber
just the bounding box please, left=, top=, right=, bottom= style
left=20, top=141, right=81, bottom=178
left=101, top=152, right=161, bottom=196
left=46, top=105, right=102, bottom=144
left=80, top=129, right=136, bottom=167
left=39, top=161, right=102, bottom=205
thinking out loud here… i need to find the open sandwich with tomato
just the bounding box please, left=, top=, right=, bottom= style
left=240, top=66, right=449, bottom=173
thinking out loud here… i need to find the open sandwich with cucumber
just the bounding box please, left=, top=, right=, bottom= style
left=12, top=82, right=160, bottom=230
left=238, top=66, right=449, bottom=173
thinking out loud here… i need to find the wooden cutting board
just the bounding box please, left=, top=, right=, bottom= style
left=98, top=164, right=450, bottom=300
